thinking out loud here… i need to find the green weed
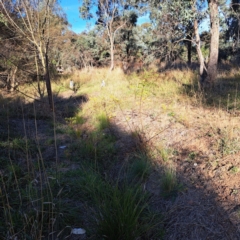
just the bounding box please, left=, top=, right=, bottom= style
left=189, top=152, right=197, bottom=160
left=96, top=112, right=110, bottom=130
left=61, top=166, right=163, bottom=239
left=0, top=161, right=60, bottom=239
left=161, top=167, right=181, bottom=198
left=218, top=137, right=240, bottom=156
left=229, top=166, right=239, bottom=174
left=96, top=183, right=160, bottom=240
left=129, top=153, right=152, bottom=181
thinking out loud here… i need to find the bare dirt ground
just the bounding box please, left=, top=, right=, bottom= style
left=111, top=99, right=240, bottom=239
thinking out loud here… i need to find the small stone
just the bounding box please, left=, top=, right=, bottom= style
left=72, top=228, right=86, bottom=235
left=101, top=80, right=106, bottom=87
left=59, top=145, right=67, bottom=149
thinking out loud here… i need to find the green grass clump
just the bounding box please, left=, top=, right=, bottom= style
left=230, top=166, right=239, bottom=174
left=0, top=162, right=60, bottom=239
left=129, top=153, right=152, bottom=181
left=96, top=184, right=151, bottom=240
left=96, top=112, right=110, bottom=130
left=161, top=167, right=182, bottom=198
left=61, top=166, right=163, bottom=239
left=61, top=167, right=107, bottom=202
left=160, top=148, right=170, bottom=162
left=70, top=130, right=116, bottom=165
left=65, top=115, right=86, bottom=125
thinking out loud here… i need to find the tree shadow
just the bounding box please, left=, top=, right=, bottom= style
left=0, top=90, right=240, bottom=239
left=180, top=69, right=240, bottom=112
left=161, top=146, right=240, bottom=239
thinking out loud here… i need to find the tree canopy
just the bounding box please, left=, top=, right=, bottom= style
left=0, top=0, right=238, bottom=90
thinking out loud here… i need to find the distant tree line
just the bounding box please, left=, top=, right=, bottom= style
left=0, top=0, right=240, bottom=99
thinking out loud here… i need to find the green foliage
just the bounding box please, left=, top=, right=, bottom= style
left=217, top=135, right=240, bottom=156
left=61, top=167, right=107, bottom=202
left=160, top=148, right=170, bottom=162
left=62, top=166, right=163, bottom=239
left=0, top=13, right=7, bottom=25
left=96, top=112, right=110, bottom=130
left=66, top=115, right=86, bottom=125
left=161, top=167, right=182, bottom=198
left=0, top=161, right=59, bottom=239
left=96, top=184, right=150, bottom=240
left=189, top=151, right=197, bottom=160
left=229, top=166, right=239, bottom=174
left=69, top=129, right=116, bottom=165
left=200, top=45, right=210, bottom=59
left=129, top=153, right=152, bottom=181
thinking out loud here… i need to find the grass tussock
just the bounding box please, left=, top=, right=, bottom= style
left=161, top=166, right=183, bottom=198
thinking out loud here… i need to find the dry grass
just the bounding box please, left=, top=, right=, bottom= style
left=2, top=65, right=240, bottom=239
left=16, top=66, right=240, bottom=166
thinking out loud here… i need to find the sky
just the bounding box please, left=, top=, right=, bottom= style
left=59, top=0, right=150, bottom=34
left=59, top=1, right=232, bottom=34
left=59, top=0, right=91, bottom=33
left=59, top=0, right=213, bottom=34
left=60, top=0, right=219, bottom=34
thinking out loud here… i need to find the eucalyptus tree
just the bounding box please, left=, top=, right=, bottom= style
left=115, top=11, right=138, bottom=63
left=148, top=0, right=196, bottom=65
left=149, top=0, right=224, bottom=88
left=80, top=0, right=137, bottom=71
left=76, top=27, right=109, bottom=68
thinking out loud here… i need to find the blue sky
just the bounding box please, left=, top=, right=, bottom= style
left=60, top=0, right=91, bottom=33
left=59, top=0, right=231, bottom=34
left=59, top=0, right=150, bottom=34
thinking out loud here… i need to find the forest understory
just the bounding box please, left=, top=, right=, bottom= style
left=1, top=66, right=240, bottom=239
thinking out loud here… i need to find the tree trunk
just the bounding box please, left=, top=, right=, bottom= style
left=110, top=38, right=114, bottom=71
left=206, top=0, right=219, bottom=86
left=38, top=40, right=53, bottom=110
left=186, top=34, right=192, bottom=65
left=7, top=66, right=18, bottom=92
left=194, top=19, right=207, bottom=87
left=45, top=51, right=54, bottom=110
left=35, top=51, right=44, bottom=99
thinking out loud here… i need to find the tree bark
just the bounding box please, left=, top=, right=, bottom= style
left=194, top=19, right=207, bottom=87
left=206, top=0, right=219, bottom=87
left=8, top=66, right=18, bottom=92
left=186, top=34, right=192, bottom=65
left=35, top=51, right=44, bottom=99
left=110, top=38, right=115, bottom=71
left=45, top=44, right=54, bottom=110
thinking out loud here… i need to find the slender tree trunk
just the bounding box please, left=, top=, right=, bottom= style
left=45, top=53, right=53, bottom=110
left=38, top=39, right=53, bottom=110
left=206, top=0, right=219, bottom=86
left=8, top=66, right=18, bottom=92
left=194, top=19, right=207, bottom=87
left=186, top=34, right=192, bottom=65
left=110, top=38, right=114, bottom=71
left=35, top=51, right=44, bottom=99
left=38, top=44, right=46, bottom=70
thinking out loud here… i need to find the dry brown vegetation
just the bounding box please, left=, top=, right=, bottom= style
left=1, top=66, right=240, bottom=239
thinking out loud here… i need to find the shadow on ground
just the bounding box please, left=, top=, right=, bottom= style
left=180, top=69, right=240, bottom=113
left=0, top=90, right=239, bottom=239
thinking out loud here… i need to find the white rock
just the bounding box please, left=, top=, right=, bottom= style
left=72, top=228, right=86, bottom=235
left=101, top=80, right=106, bottom=87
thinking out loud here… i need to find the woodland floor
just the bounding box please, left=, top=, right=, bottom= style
left=1, top=68, right=240, bottom=239
left=102, top=96, right=240, bottom=239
